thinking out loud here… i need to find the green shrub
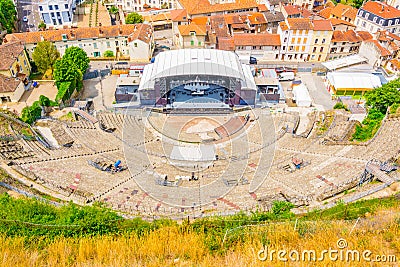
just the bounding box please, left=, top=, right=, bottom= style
left=333, top=102, right=349, bottom=111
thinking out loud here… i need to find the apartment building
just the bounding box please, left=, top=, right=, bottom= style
left=355, top=1, right=400, bottom=35
left=5, top=24, right=154, bottom=62
left=327, top=30, right=372, bottom=60
left=277, top=18, right=313, bottom=61
left=309, top=20, right=333, bottom=62
left=115, top=0, right=178, bottom=12
left=38, top=0, right=75, bottom=27
left=177, top=0, right=258, bottom=17
left=176, top=24, right=207, bottom=48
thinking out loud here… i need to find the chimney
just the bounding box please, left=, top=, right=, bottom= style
left=70, top=30, right=75, bottom=38
left=119, top=27, right=122, bottom=34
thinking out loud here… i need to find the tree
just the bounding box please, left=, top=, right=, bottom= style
left=352, top=0, right=364, bottom=9
left=125, top=12, right=143, bottom=24
left=365, top=78, right=400, bottom=114
left=103, top=50, right=114, bottom=57
left=38, top=21, right=46, bottom=31
left=32, top=41, right=60, bottom=74
left=20, top=101, right=42, bottom=125
left=0, top=0, right=17, bottom=33
left=109, top=6, right=118, bottom=14
left=63, top=46, right=90, bottom=74
left=53, top=58, right=82, bottom=84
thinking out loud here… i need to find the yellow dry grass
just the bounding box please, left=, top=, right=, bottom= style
left=1, top=214, right=400, bottom=267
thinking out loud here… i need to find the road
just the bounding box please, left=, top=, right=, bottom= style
left=16, top=0, right=41, bottom=32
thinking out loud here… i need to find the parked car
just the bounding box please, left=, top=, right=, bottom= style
left=159, top=45, right=170, bottom=50
left=249, top=56, right=257, bottom=64
left=275, top=67, right=296, bottom=73
left=23, top=16, right=28, bottom=22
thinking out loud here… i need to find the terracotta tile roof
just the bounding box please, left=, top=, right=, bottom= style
left=279, top=21, right=289, bottom=31
left=5, top=24, right=153, bottom=44
left=390, top=59, right=400, bottom=69
left=286, top=18, right=313, bottom=30
left=329, top=18, right=355, bottom=27
left=357, top=31, right=373, bottom=41
left=0, top=41, right=24, bottom=71
left=233, top=33, right=281, bottom=46
left=331, top=3, right=357, bottom=20
left=284, top=5, right=302, bottom=16
left=178, top=0, right=258, bottom=16
left=332, top=30, right=362, bottom=42
left=258, top=4, right=268, bottom=12
left=263, top=11, right=285, bottom=22
left=218, top=37, right=235, bottom=50
left=248, top=12, right=267, bottom=24
left=144, top=12, right=171, bottom=22
left=312, top=19, right=333, bottom=31
left=301, top=8, right=312, bottom=18
left=232, top=23, right=249, bottom=30
left=343, top=30, right=362, bottom=42
left=366, top=40, right=391, bottom=56
left=191, top=16, right=209, bottom=25
left=210, top=15, right=230, bottom=38
left=178, top=23, right=207, bottom=36
left=0, top=74, right=22, bottom=93
left=170, top=9, right=188, bottom=22
left=361, top=1, right=400, bottom=19
left=224, top=13, right=246, bottom=25
left=376, top=30, right=400, bottom=41
left=318, top=7, right=333, bottom=19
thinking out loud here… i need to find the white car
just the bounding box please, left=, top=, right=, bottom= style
left=23, top=16, right=28, bottom=22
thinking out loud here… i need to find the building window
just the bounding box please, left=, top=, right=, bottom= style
left=49, top=5, right=53, bottom=10
left=198, top=41, right=201, bottom=46
left=134, top=43, right=137, bottom=47
left=396, top=19, right=399, bottom=25
left=320, top=47, right=323, bottom=52
left=314, top=39, right=318, bottom=44
left=55, top=5, right=59, bottom=10
left=65, top=4, right=68, bottom=9
left=313, top=47, right=316, bottom=53
left=322, top=38, right=326, bottom=44
left=190, top=31, right=196, bottom=36
left=359, top=10, right=363, bottom=16
left=365, top=13, right=369, bottom=19
left=379, top=20, right=384, bottom=25
left=191, top=40, right=194, bottom=46
left=93, top=43, right=97, bottom=49
left=389, top=20, right=393, bottom=26
left=373, top=17, right=377, bottom=23
left=107, top=41, right=110, bottom=48
left=39, top=6, right=43, bottom=11
left=303, top=38, right=307, bottom=44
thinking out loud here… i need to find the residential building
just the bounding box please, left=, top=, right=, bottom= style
left=177, top=0, right=259, bottom=17
left=291, top=0, right=315, bottom=11
left=309, top=19, right=333, bottom=62
left=355, top=1, right=400, bottom=35
left=329, top=18, right=355, bottom=31
left=176, top=24, right=207, bottom=48
left=233, top=33, right=281, bottom=60
left=38, top=0, right=75, bottom=27
left=263, top=10, right=285, bottom=33
left=327, top=30, right=372, bottom=60
left=4, top=24, right=154, bottom=62
left=281, top=5, right=311, bottom=19
left=0, top=74, right=27, bottom=103
left=359, top=39, right=393, bottom=67
left=278, top=18, right=313, bottom=61
left=387, top=0, right=400, bottom=10
left=0, top=41, right=31, bottom=78
left=143, top=12, right=172, bottom=31
left=171, top=9, right=189, bottom=45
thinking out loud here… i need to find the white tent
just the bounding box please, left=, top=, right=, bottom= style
left=293, top=83, right=312, bottom=107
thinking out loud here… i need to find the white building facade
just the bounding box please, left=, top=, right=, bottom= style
left=38, top=0, right=75, bottom=27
